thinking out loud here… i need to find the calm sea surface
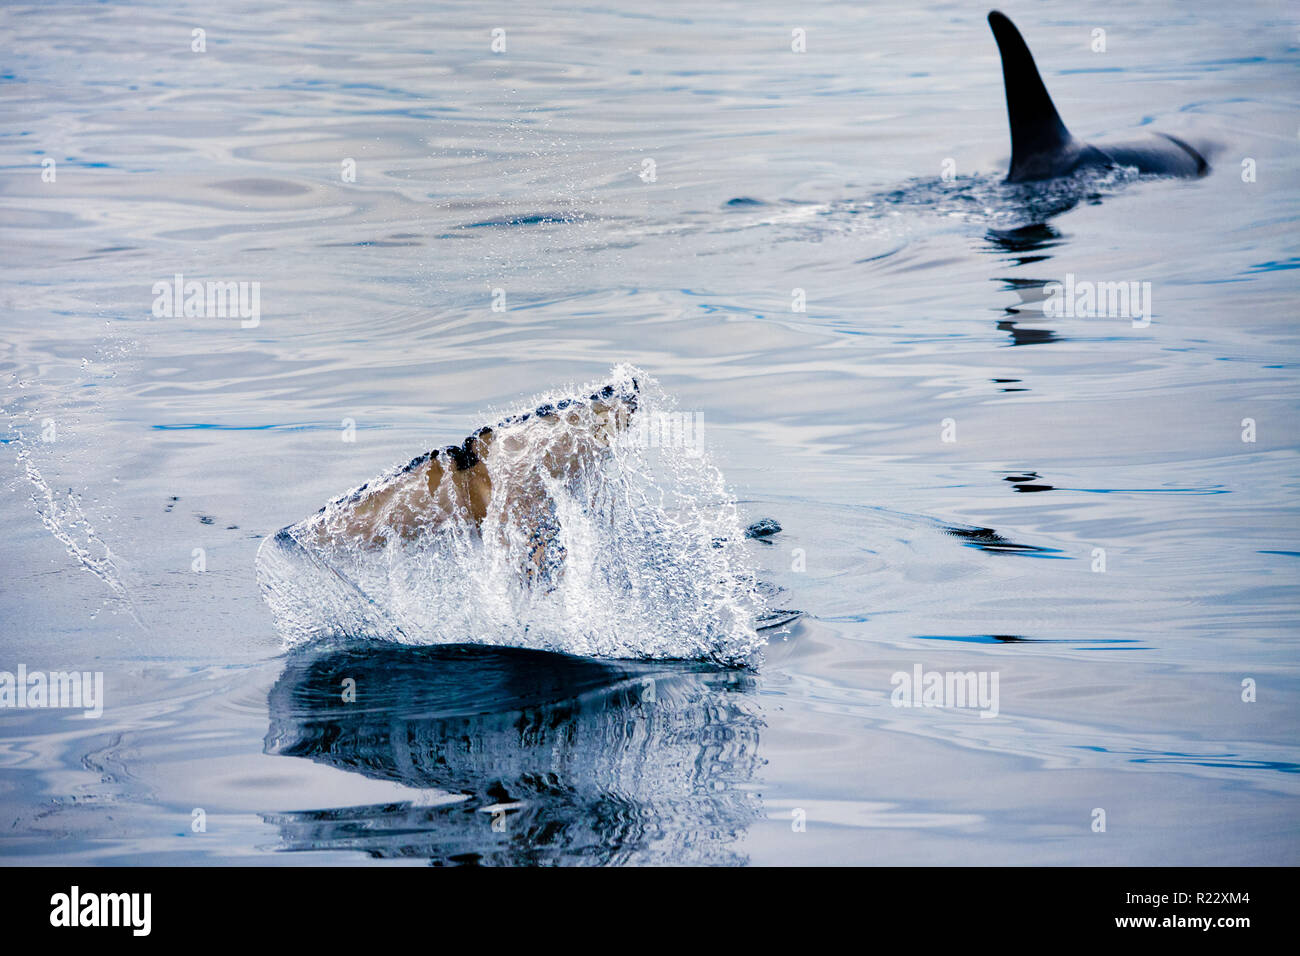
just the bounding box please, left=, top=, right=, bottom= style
left=2, top=0, right=1298, bottom=864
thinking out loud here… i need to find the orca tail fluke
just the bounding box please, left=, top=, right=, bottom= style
left=988, top=10, right=1073, bottom=179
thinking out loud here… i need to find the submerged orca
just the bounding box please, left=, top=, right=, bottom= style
left=263, top=644, right=763, bottom=863
left=988, top=10, right=1209, bottom=182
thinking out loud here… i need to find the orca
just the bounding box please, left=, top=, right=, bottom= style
left=257, top=368, right=796, bottom=641
left=988, top=10, right=1209, bottom=183
left=285, top=374, right=641, bottom=586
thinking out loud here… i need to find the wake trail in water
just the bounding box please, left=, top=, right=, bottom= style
left=16, top=447, right=144, bottom=627
left=715, top=166, right=1144, bottom=244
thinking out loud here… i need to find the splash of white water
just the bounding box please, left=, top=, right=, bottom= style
left=256, top=365, right=766, bottom=664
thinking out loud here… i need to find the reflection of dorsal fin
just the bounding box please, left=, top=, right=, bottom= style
left=988, top=11, right=1072, bottom=172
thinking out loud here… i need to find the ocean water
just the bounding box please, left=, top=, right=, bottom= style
left=1, top=0, right=1298, bottom=865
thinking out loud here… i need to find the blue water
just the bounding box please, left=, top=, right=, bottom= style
left=1, top=0, right=1298, bottom=864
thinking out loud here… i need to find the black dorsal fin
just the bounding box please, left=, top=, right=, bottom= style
left=988, top=11, right=1073, bottom=173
